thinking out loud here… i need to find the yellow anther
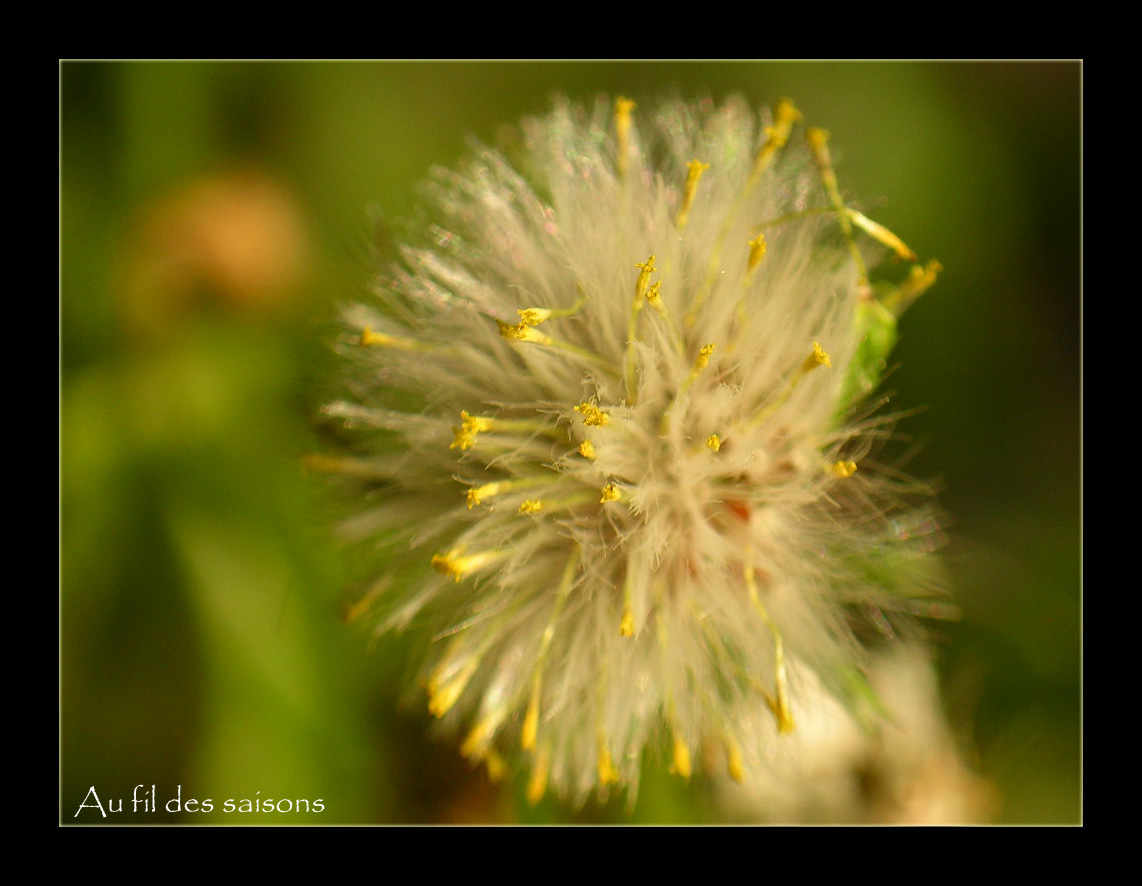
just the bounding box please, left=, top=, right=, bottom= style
left=676, top=158, right=710, bottom=230
left=460, top=717, right=495, bottom=760
left=693, top=343, right=715, bottom=372
left=431, top=548, right=499, bottom=582
left=725, top=736, right=744, bottom=783
left=802, top=341, right=832, bottom=372
left=619, top=607, right=634, bottom=637
left=465, top=481, right=510, bottom=509
left=884, top=259, right=943, bottom=314
left=847, top=210, right=917, bottom=262
left=751, top=99, right=802, bottom=184
left=644, top=280, right=664, bottom=310
left=635, top=255, right=657, bottom=299
left=578, top=440, right=597, bottom=460
left=615, top=97, right=635, bottom=178
left=518, top=499, right=544, bottom=515
left=427, top=659, right=478, bottom=718
left=597, top=740, right=619, bottom=787
left=768, top=691, right=796, bottom=735
left=451, top=410, right=493, bottom=451
left=745, top=561, right=796, bottom=736
left=484, top=749, right=506, bottom=784
left=575, top=402, right=610, bottom=427
left=521, top=685, right=541, bottom=751
left=516, top=308, right=551, bottom=326
left=671, top=735, right=692, bottom=779
left=806, top=126, right=830, bottom=153
left=359, top=326, right=421, bottom=350
left=747, top=233, right=767, bottom=276
left=497, top=319, right=553, bottom=344
left=600, top=483, right=622, bottom=503
left=706, top=434, right=721, bottom=452
left=829, top=460, right=858, bottom=478
left=526, top=744, right=551, bottom=806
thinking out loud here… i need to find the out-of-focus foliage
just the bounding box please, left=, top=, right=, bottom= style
left=61, top=61, right=1080, bottom=824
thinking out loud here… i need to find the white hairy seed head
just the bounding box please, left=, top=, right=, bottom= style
left=319, top=97, right=944, bottom=805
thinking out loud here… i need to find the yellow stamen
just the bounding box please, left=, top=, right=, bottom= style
left=706, top=434, right=721, bottom=452
left=451, top=410, right=493, bottom=451
left=526, top=744, right=550, bottom=806
left=521, top=680, right=541, bottom=751
left=484, top=749, right=506, bottom=784
left=802, top=341, right=832, bottom=372
left=578, top=440, right=596, bottom=460
left=644, top=280, right=664, bottom=310
left=745, top=563, right=796, bottom=734
left=676, top=159, right=710, bottom=230
left=671, top=735, right=692, bottom=779
left=496, top=319, right=553, bottom=344
left=460, top=716, right=495, bottom=759
left=829, top=460, right=858, bottom=478
left=847, top=209, right=917, bottom=262
left=575, top=402, right=610, bottom=427
left=600, top=483, right=622, bottom=503
left=615, top=97, right=635, bottom=179
left=619, top=607, right=634, bottom=637
left=427, top=659, right=479, bottom=718
left=518, top=499, right=544, bottom=515
left=597, top=740, right=619, bottom=787
left=747, top=233, right=767, bottom=277
left=693, top=343, right=715, bottom=373
left=431, top=548, right=500, bottom=582
left=883, top=259, right=943, bottom=315
left=725, top=735, right=744, bottom=783
left=751, top=99, right=802, bottom=186
left=807, top=127, right=869, bottom=285
left=359, top=326, right=423, bottom=350
left=635, top=255, right=657, bottom=299
left=516, top=308, right=550, bottom=326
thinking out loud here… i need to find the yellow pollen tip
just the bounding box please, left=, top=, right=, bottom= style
left=460, top=718, right=494, bottom=760
left=451, top=410, right=492, bottom=451
left=431, top=549, right=497, bottom=583
left=806, top=126, right=830, bottom=151
left=671, top=736, right=692, bottom=779
left=644, top=280, right=663, bottom=309
left=526, top=745, right=550, bottom=806
left=575, top=402, right=610, bottom=427
left=706, top=434, right=721, bottom=452
left=635, top=255, right=657, bottom=298
left=600, top=483, right=621, bottom=504
left=676, top=159, right=710, bottom=229
left=803, top=341, right=832, bottom=372
left=597, top=742, right=619, bottom=786
left=484, top=750, right=506, bottom=784
left=748, top=233, right=767, bottom=274
left=578, top=440, right=596, bottom=460
left=693, top=342, right=715, bottom=372
left=619, top=608, right=634, bottom=637
left=426, top=659, right=478, bottom=718
left=516, top=308, right=548, bottom=325
left=521, top=691, right=540, bottom=751
left=829, top=460, right=858, bottom=478
left=518, top=499, right=544, bottom=515
left=497, top=319, right=551, bottom=344
left=360, top=326, right=417, bottom=349
left=725, top=737, right=744, bottom=783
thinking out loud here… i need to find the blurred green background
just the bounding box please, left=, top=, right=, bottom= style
left=61, top=61, right=1080, bottom=824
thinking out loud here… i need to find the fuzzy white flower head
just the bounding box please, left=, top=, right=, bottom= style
left=320, top=96, right=944, bottom=805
